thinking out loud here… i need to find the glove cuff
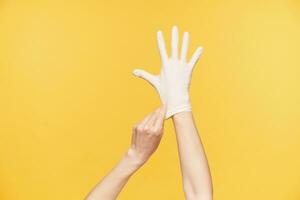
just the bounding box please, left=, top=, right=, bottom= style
left=165, top=104, right=192, bottom=119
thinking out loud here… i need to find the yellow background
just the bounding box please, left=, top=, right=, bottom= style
left=0, top=0, right=300, bottom=199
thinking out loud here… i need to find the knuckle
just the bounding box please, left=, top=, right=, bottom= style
left=136, top=126, right=144, bottom=133
left=143, top=126, right=150, bottom=133
left=150, top=128, right=156, bottom=134
left=150, top=128, right=161, bottom=136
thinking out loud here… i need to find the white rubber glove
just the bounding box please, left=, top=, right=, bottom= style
left=133, top=26, right=203, bottom=118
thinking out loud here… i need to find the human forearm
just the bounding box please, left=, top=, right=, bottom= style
left=173, top=112, right=213, bottom=200
left=85, top=106, right=166, bottom=200
left=132, top=26, right=212, bottom=199
left=85, top=151, right=142, bottom=200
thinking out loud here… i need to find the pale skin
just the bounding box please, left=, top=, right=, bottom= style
left=85, top=107, right=212, bottom=200
left=173, top=112, right=213, bottom=200
left=85, top=26, right=212, bottom=200
left=85, top=105, right=167, bottom=200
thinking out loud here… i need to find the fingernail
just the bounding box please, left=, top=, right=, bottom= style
left=160, top=104, right=167, bottom=112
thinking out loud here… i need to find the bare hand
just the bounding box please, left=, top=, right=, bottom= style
left=127, top=105, right=166, bottom=165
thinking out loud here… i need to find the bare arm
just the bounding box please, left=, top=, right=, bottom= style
left=85, top=105, right=166, bottom=200
left=84, top=152, right=141, bottom=200
left=172, top=112, right=213, bottom=200
left=133, top=26, right=213, bottom=199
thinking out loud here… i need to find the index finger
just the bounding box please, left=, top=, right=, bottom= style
left=157, top=30, right=168, bottom=64
left=153, top=104, right=167, bottom=129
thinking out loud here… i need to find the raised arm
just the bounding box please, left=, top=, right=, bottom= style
left=85, top=105, right=166, bottom=200
left=133, top=26, right=213, bottom=200
left=173, top=112, right=212, bottom=200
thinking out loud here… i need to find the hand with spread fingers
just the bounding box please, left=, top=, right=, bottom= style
left=133, top=26, right=203, bottom=118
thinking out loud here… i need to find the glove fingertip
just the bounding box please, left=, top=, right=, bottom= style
left=132, top=69, right=141, bottom=77
left=197, top=46, right=204, bottom=53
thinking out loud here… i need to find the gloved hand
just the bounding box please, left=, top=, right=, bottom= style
left=133, top=26, right=203, bottom=118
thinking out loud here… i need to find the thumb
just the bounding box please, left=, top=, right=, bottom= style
left=133, top=69, right=158, bottom=88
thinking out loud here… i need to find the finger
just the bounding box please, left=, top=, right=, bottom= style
left=189, top=47, right=203, bottom=70
left=146, top=107, right=161, bottom=128
left=157, top=30, right=168, bottom=64
left=153, top=104, right=167, bottom=129
left=171, top=26, right=178, bottom=59
left=133, top=69, right=159, bottom=88
left=180, top=32, right=189, bottom=62
left=138, top=112, right=154, bottom=129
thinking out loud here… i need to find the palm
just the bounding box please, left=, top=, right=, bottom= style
left=133, top=26, right=203, bottom=118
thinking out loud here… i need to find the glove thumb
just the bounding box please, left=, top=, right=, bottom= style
left=132, top=69, right=158, bottom=88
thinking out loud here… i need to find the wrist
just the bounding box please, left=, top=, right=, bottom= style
left=166, top=103, right=192, bottom=119
left=172, top=111, right=193, bottom=123
left=124, top=148, right=146, bottom=168
left=165, top=92, right=191, bottom=118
